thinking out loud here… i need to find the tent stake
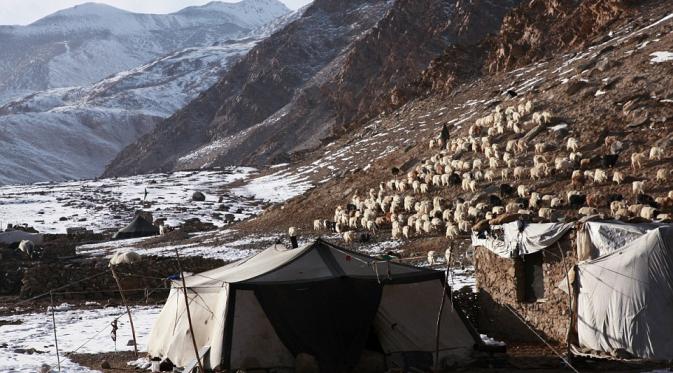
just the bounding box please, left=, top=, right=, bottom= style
left=434, top=246, right=451, bottom=370
left=50, top=291, right=62, bottom=372
left=110, top=265, right=139, bottom=358
left=174, top=247, right=204, bottom=373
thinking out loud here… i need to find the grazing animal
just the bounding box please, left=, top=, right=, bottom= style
left=427, top=251, right=437, bottom=265
left=109, top=251, right=142, bottom=266
left=500, top=183, right=515, bottom=198
left=18, top=240, right=36, bottom=258
left=650, top=146, right=664, bottom=161
left=343, top=231, right=356, bottom=244
left=632, top=181, right=645, bottom=196
left=657, top=169, right=668, bottom=182
left=612, top=171, right=625, bottom=185
left=631, top=152, right=647, bottom=170
left=636, top=194, right=657, bottom=208
left=566, top=137, right=579, bottom=152
left=489, top=194, right=503, bottom=206
left=601, top=154, right=619, bottom=168
left=568, top=193, right=587, bottom=208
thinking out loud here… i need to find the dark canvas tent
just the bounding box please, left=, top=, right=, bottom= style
left=147, top=239, right=479, bottom=371
left=112, top=215, right=159, bottom=239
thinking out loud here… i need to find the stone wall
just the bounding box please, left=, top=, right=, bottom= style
left=475, top=235, right=576, bottom=344
left=18, top=256, right=225, bottom=301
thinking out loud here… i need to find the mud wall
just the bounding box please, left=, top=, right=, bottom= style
left=474, top=236, right=576, bottom=344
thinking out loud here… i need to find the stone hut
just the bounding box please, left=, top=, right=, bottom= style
left=472, top=221, right=577, bottom=344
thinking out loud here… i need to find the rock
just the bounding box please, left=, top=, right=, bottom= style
left=100, top=360, right=111, bottom=369
left=191, top=191, right=206, bottom=202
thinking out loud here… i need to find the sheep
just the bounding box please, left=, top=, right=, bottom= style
left=657, top=169, right=668, bottom=182
left=534, top=143, right=548, bottom=154
left=628, top=204, right=645, bottom=217
left=610, top=200, right=626, bottom=216
left=501, top=169, right=510, bottom=180
left=420, top=183, right=430, bottom=194
left=601, top=154, right=619, bottom=168
left=631, top=151, right=647, bottom=170
left=568, top=192, right=586, bottom=207
left=517, top=185, right=529, bottom=198
left=632, top=181, right=645, bottom=195
left=18, top=240, right=35, bottom=258
left=343, top=231, right=356, bottom=244
left=551, top=197, right=563, bottom=208
left=469, top=180, right=478, bottom=193
left=594, top=169, right=608, bottom=184
left=580, top=159, right=591, bottom=170
left=427, top=251, right=436, bottom=265
left=458, top=220, right=471, bottom=233
left=571, top=170, right=584, bottom=187
left=397, top=225, right=409, bottom=239
left=650, top=146, right=664, bottom=161
left=109, top=251, right=142, bottom=266
left=566, top=137, right=579, bottom=152
left=613, top=171, right=625, bottom=185
left=159, top=224, right=169, bottom=235
left=640, top=206, right=658, bottom=220
left=514, top=166, right=525, bottom=180
left=578, top=207, right=599, bottom=216
left=538, top=208, right=553, bottom=220
left=492, top=206, right=505, bottom=215
left=313, top=219, right=322, bottom=231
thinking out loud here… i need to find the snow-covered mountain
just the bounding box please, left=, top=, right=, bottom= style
left=0, top=0, right=290, bottom=104
left=0, top=1, right=295, bottom=186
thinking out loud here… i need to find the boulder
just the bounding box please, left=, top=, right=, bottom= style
left=192, top=192, right=206, bottom=202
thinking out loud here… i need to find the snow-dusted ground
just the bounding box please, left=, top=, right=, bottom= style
left=0, top=305, right=161, bottom=373
left=0, top=168, right=291, bottom=234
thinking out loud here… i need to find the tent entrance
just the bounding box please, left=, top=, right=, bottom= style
left=254, top=278, right=383, bottom=373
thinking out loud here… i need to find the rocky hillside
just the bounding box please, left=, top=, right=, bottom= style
left=103, top=0, right=523, bottom=177
left=230, top=0, right=673, bottom=247
left=0, top=0, right=289, bottom=104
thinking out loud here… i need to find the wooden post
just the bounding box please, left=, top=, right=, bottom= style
left=50, top=291, right=62, bottom=372
left=110, top=265, right=139, bottom=358
left=434, top=246, right=452, bottom=371
left=558, top=243, right=574, bottom=359
left=175, top=247, right=204, bottom=373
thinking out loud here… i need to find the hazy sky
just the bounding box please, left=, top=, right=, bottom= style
left=0, top=0, right=309, bottom=25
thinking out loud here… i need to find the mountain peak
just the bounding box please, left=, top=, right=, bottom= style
left=33, top=2, right=129, bottom=23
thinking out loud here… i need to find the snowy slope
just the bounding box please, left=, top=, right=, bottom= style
left=0, top=6, right=298, bottom=186
left=0, top=0, right=290, bottom=104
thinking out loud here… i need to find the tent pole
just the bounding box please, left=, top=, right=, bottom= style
left=110, top=265, right=139, bottom=358
left=558, top=243, right=574, bottom=360
left=50, top=291, right=62, bottom=372
left=174, top=247, right=204, bottom=373
left=434, top=245, right=451, bottom=370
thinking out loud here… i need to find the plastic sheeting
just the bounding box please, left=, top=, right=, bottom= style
left=472, top=221, right=573, bottom=258
left=584, top=221, right=666, bottom=258
left=575, top=227, right=673, bottom=360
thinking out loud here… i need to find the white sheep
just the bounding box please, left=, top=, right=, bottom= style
left=402, top=225, right=411, bottom=239
left=313, top=220, right=322, bottom=231
left=427, top=251, right=436, bottom=265
left=579, top=207, right=598, bottom=216
left=538, top=208, right=553, bottom=220
left=343, top=231, right=356, bottom=244
left=594, top=169, right=608, bottom=184
left=613, top=171, right=625, bottom=185
left=566, top=137, right=579, bottom=152
left=650, top=146, right=664, bottom=161
left=632, top=181, right=645, bottom=195
left=109, top=251, right=142, bottom=266
left=656, top=169, right=668, bottom=182
left=640, top=206, right=658, bottom=220
left=517, top=185, right=529, bottom=198
left=18, top=240, right=35, bottom=257
left=631, top=151, right=647, bottom=170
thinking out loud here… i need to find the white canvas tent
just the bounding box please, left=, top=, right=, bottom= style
left=147, top=239, right=479, bottom=372
left=574, top=226, right=673, bottom=360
